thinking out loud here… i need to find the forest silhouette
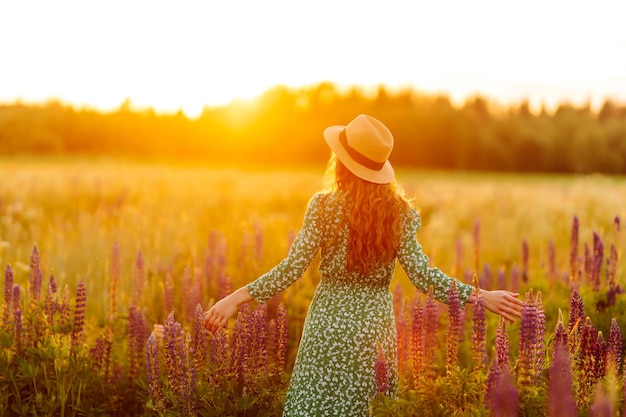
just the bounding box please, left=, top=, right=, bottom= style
left=1, top=82, right=625, bottom=174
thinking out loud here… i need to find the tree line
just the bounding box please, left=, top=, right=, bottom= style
left=1, top=82, right=626, bottom=174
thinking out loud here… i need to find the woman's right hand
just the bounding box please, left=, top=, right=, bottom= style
left=203, top=286, right=254, bottom=332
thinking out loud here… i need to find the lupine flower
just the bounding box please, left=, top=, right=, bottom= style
left=482, top=263, right=493, bottom=291
left=518, top=290, right=537, bottom=388
left=145, top=332, right=166, bottom=414
left=495, top=316, right=509, bottom=369
left=192, top=304, right=208, bottom=370
left=607, top=244, right=618, bottom=290
left=109, top=242, right=120, bottom=322
left=594, top=331, right=607, bottom=381
left=446, top=281, right=460, bottom=374
left=128, top=305, right=147, bottom=380
left=133, top=250, right=144, bottom=306
left=164, top=272, right=174, bottom=321
left=485, top=357, right=502, bottom=410
left=230, top=304, right=251, bottom=386
left=375, top=343, right=389, bottom=395
left=490, top=369, right=518, bottom=417
left=71, top=282, right=86, bottom=351
left=568, top=289, right=584, bottom=355
left=30, top=244, right=42, bottom=302
left=164, top=312, right=185, bottom=396
left=592, top=233, right=604, bottom=292
left=411, top=295, right=424, bottom=386
left=521, top=240, right=529, bottom=284
left=607, top=318, right=622, bottom=373
left=275, top=303, right=288, bottom=374
left=13, top=308, right=23, bottom=351
left=510, top=264, right=519, bottom=293
left=44, top=273, right=57, bottom=326
left=577, top=317, right=597, bottom=409
left=3, top=264, right=13, bottom=327
left=424, top=287, right=438, bottom=380
left=396, top=297, right=411, bottom=387
left=553, top=314, right=568, bottom=360
left=472, top=288, right=486, bottom=371
left=90, top=330, right=112, bottom=374
left=548, top=344, right=577, bottom=417
left=181, top=332, right=197, bottom=417
left=208, top=327, right=228, bottom=387
left=534, top=291, right=545, bottom=383
left=570, top=216, right=579, bottom=285
left=253, top=303, right=268, bottom=376
left=584, top=242, right=592, bottom=285
left=217, top=273, right=232, bottom=300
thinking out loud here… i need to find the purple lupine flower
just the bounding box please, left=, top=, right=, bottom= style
left=473, top=219, right=481, bottom=273
left=397, top=298, right=411, bottom=387
left=12, top=284, right=20, bottom=312
left=275, top=303, right=288, bottom=374
left=548, top=344, right=577, bottom=417
left=510, top=264, right=519, bottom=293
left=591, top=233, right=604, bottom=292
left=192, top=304, right=208, bottom=370
left=133, top=250, right=144, bottom=306
left=44, top=273, right=57, bottom=326
left=208, top=327, right=228, bottom=387
left=145, top=332, right=166, bottom=414
left=570, top=216, right=580, bottom=285
left=568, top=288, right=584, bottom=355
left=485, top=358, right=502, bottom=410
left=547, top=239, right=556, bottom=282
left=424, top=287, right=438, bottom=380
left=164, top=312, right=185, bottom=396
left=181, top=333, right=197, bottom=417
left=521, top=239, right=529, bottom=284
left=109, top=242, right=120, bottom=321
left=472, top=289, right=486, bottom=371
left=3, top=264, right=14, bottom=327
left=518, top=290, right=537, bottom=387
left=253, top=303, right=269, bottom=376
left=497, top=266, right=506, bottom=290
left=230, top=303, right=251, bottom=386
left=490, top=369, right=518, bottom=417
left=590, top=384, right=614, bottom=417
left=71, top=282, right=86, bottom=351
left=30, top=244, right=42, bottom=302
left=90, top=330, right=112, bottom=375
left=495, top=316, right=509, bottom=370
left=13, top=308, right=23, bottom=351
left=128, top=305, right=148, bottom=380
left=375, top=343, right=389, bottom=395
left=607, top=318, right=622, bottom=373
left=411, top=295, right=424, bottom=386
left=535, top=291, right=546, bottom=383
left=553, top=319, right=568, bottom=360
left=446, top=281, right=460, bottom=374
left=577, top=317, right=598, bottom=408
left=594, top=331, right=607, bottom=381
left=482, top=263, right=493, bottom=291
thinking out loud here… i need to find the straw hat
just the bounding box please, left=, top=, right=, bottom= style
left=323, top=114, right=395, bottom=184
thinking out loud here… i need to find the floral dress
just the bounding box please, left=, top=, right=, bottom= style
left=246, top=191, right=473, bottom=417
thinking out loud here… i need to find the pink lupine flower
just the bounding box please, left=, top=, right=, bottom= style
left=495, top=316, right=509, bottom=370
left=396, top=297, right=411, bottom=387
left=485, top=358, right=502, bottom=410
left=424, top=287, right=438, bottom=380
left=71, top=282, right=86, bottom=351
left=3, top=264, right=14, bottom=327
left=411, top=295, right=424, bottom=386
left=145, top=332, right=165, bottom=413
left=275, top=303, right=288, bottom=374
left=446, top=281, right=460, bottom=374
left=534, top=292, right=545, bottom=383
left=521, top=240, right=529, bottom=284
left=472, top=288, right=486, bottom=371
left=548, top=344, right=577, bottom=417
left=518, top=290, right=537, bottom=387
left=490, top=369, right=518, bottom=417
left=510, top=264, right=519, bottom=293
left=128, top=305, right=148, bottom=380
left=570, top=216, right=580, bottom=285
left=375, top=343, right=389, bottom=395
left=607, top=318, right=622, bottom=373
left=553, top=316, right=568, bottom=360
left=30, top=244, right=42, bottom=302
left=590, top=384, right=614, bottom=417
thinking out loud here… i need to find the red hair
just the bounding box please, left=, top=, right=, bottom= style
left=323, top=155, right=414, bottom=275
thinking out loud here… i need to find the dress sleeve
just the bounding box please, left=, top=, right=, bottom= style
left=246, top=193, right=325, bottom=303
left=397, top=209, right=474, bottom=308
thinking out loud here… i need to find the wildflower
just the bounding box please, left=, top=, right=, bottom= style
left=446, top=281, right=460, bottom=374
left=548, top=344, right=577, bottom=417
left=30, top=244, right=42, bottom=302
left=510, top=264, right=519, bottom=293
left=218, top=273, right=232, bottom=300
left=253, top=303, right=268, bottom=376
left=128, top=305, right=147, bottom=380
left=568, top=289, right=584, bottom=355
left=164, top=272, right=174, bottom=321
left=591, top=233, right=604, bottom=292
left=13, top=308, right=23, bottom=351
left=607, top=318, right=622, bottom=373
left=90, top=330, right=112, bottom=374
left=59, top=284, right=72, bottom=331
left=521, top=240, right=529, bottom=284
left=472, top=287, right=486, bottom=371
left=375, top=343, right=389, bottom=395
left=495, top=316, right=509, bottom=369
left=577, top=317, right=597, bottom=409
left=490, top=369, right=518, bottom=417
left=590, top=384, right=614, bottom=417
left=518, top=290, right=537, bottom=388
left=71, top=282, right=86, bottom=351
left=411, top=295, right=424, bottom=386
left=44, top=273, right=57, bottom=326
left=553, top=312, right=568, bottom=360
left=424, top=287, right=438, bottom=380
left=3, top=264, right=13, bottom=327
left=275, top=303, right=288, bottom=374
left=208, top=327, right=228, bottom=386
left=485, top=357, right=502, bottom=409
left=594, top=331, right=607, bottom=381
left=535, top=291, right=545, bottom=383
left=570, top=216, right=579, bottom=285
left=396, top=297, right=411, bottom=387
left=192, top=304, right=208, bottom=370
left=146, top=332, right=166, bottom=414
left=164, top=312, right=184, bottom=396
left=109, top=242, right=120, bottom=322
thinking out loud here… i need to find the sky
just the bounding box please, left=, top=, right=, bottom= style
left=1, top=0, right=626, bottom=117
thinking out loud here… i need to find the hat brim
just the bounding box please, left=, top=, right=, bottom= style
left=323, top=125, right=394, bottom=185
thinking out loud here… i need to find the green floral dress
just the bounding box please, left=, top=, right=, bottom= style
left=247, top=191, right=473, bottom=417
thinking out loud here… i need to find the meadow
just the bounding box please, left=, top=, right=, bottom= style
left=1, top=157, right=625, bottom=416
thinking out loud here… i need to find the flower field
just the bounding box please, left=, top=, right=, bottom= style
left=1, top=158, right=625, bottom=416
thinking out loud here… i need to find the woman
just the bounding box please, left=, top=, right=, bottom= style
left=204, top=114, right=524, bottom=416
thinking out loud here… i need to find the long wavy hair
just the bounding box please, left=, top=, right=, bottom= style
left=323, top=155, right=414, bottom=275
